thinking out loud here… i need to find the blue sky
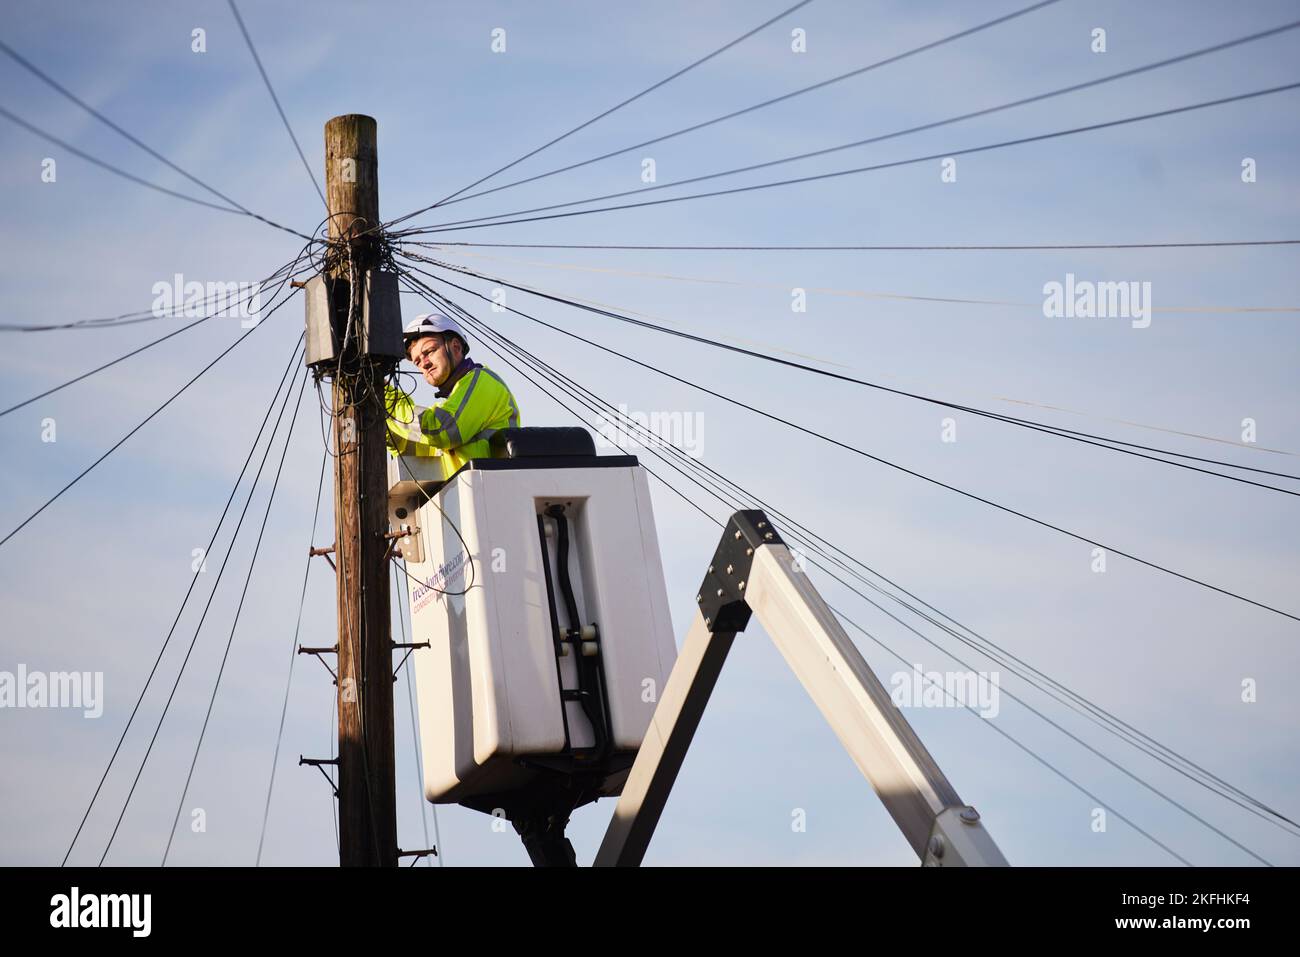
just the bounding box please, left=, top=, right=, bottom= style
left=1, top=0, right=1298, bottom=867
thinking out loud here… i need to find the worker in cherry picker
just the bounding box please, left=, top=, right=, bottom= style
left=385, top=313, right=522, bottom=478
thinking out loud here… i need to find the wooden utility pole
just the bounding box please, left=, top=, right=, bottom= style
left=326, top=114, right=397, bottom=867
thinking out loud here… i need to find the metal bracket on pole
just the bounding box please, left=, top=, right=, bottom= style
left=298, top=644, right=339, bottom=683
left=300, top=756, right=340, bottom=798
left=398, top=847, right=438, bottom=866
left=391, top=640, right=430, bottom=680
left=381, top=528, right=411, bottom=564
left=594, top=510, right=1008, bottom=868
left=309, top=543, right=337, bottom=572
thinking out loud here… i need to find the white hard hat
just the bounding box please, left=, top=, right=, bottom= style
left=403, top=312, right=470, bottom=348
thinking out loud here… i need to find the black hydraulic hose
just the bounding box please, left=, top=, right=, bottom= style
left=547, top=505, right=610, bottom=757
left=537, top=513, right=575, bottom=749
left=548, top=505, right=582, bottom=629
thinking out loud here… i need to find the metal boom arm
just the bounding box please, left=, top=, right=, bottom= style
left=594, top=511, right=1008, bottom=867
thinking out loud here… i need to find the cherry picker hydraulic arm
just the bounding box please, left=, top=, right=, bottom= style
left=596, top=510, right=1009, bottom=867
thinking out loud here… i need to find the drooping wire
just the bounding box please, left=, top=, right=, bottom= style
left=59, top=332, right=307, bottom=866
left=1, top=241, right=312, bottom=334
left=413, top=20, right=1300, bottom=232
left=424, top=246, right=1300, bottom=317
left=0, top=103, right=242, bottom=214
left=383, top=0, right=818, bottom=227
left=388, top=0, right=1064, bottom=225
left=0, top=38, right=313, bottom=242
left=227, top=0, right=327, bottom=211
left=163, top=368, right=311, bottom=866
left=803, top=543, right=1300, bottom=837
left=0, top=285, right=304, bottom=551
left=404, top=82, right=1300, bottom=235
left=1, top=248, right=310, bottom=411
left=0, top=264, right=293, bottom=333
left=418, top=250, right=1297, bottom=461
left=397, top=257, right=1300, bottom=625
left=827, top=604, right=1194, bottom=865
left=256, top=445, right=329, bottom=866
left=411, top=254, right=1300, bottom=485
left=97, top=335, right=308, bottom=865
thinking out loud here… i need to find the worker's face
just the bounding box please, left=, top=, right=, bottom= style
left=408, top=335, right=460, bottom=387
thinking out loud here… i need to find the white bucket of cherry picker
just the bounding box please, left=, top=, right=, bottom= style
left=387, top=428, right=677, bottom=811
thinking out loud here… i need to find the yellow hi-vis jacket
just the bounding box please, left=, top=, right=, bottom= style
left=384, top=362, right=521, bottom=479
